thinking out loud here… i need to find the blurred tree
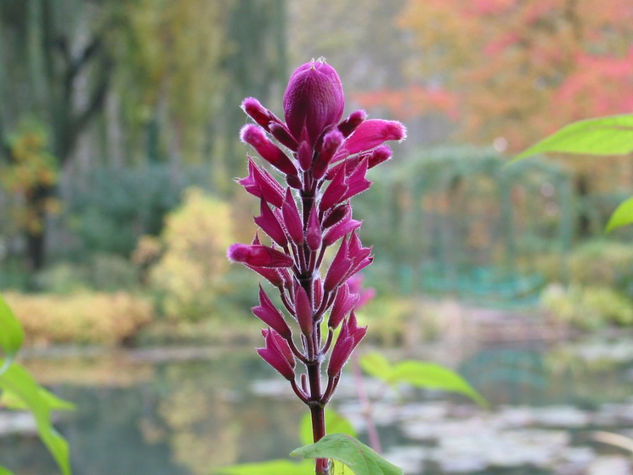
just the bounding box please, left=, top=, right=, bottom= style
left=287, top=0, right=409, bottom=92
left=111, top=0, right=230, bottom=165
left=211, top=0, right=288, bottom=191
left=1, top=121, right=59, bottom=267
left=0, top=0, right=115, bottom=269
left=395, top=0, right=633, bottom=236
left=0, top=0, right=239, bottom=268
left=397, top=0, right=633, bottom=150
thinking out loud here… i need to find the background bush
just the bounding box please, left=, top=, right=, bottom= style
left=5, top=292, right=154, bottom=345
left=542, top=284, right=633, bottom=330
left=567, top=241, right=633, bottom=297
left=35, top=254, right=140, bottom=293
left=141, top=187, right=240, bottom=322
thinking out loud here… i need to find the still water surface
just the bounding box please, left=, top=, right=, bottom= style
left=1, top=337, right=633, bottom=474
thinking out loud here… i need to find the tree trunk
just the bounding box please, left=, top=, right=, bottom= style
left=25, top=184, right=50, bottom=272
left=575, top=173, right=591, bottom=237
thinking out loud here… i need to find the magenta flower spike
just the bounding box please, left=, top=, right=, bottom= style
left=228, top=58, right=405, bottom=475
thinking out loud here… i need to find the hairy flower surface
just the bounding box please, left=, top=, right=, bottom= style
left=228, top=58, right=405, bottom=473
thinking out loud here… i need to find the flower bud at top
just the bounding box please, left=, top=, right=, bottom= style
left=283, top=58, right=344, bottom=146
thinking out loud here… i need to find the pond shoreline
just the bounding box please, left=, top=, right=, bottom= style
left=18, top=297, right=628, bottom=357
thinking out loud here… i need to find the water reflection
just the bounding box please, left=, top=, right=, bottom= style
left=0, top=338, right=633, bottom=474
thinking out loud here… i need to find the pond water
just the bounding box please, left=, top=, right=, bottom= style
left=1, top=336, right=633, bottom=474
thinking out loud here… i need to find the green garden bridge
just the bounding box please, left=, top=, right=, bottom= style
left=359, top=147, right=575, bottom=308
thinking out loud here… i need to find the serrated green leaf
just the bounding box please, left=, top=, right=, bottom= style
left=359, top=353, right=392, bottom=382
left=389, top=361, right=487, bottom=408
left=215, top=459, right=314, bottom=475
left=605, top=196, right=633, bottom=233
left=291, top=433, right=402, bottom=475
left=514, top=114, right=633, bottom=161
left=0, top=295, right=24, bottom=375
left=0, top=465, right=14, bottom=475
left=0, top=363, right=72, bottom=475
left=300, top=409, right=357, bottom=446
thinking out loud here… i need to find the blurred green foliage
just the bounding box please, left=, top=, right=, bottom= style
left=567, top=241, right=633, bottom=296
left=68, top=165, right=202, bottom=257
left=542, top=285, right=633, bottom=330
left=538, top=240, right=633, bottom=330
left=35, top=254, right=140, bottom=294
left=535, top=240, right=633, bottom=296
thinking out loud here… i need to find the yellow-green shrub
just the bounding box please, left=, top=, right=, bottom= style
left=568, top=241, right=633, bottom=293
left=4, top=292, right=153, bottom=345
left=144, top=187, right=234, bottom=321
left=533, top=240, right=633, bottom=293
left=542, top=284, right=633, bottom=330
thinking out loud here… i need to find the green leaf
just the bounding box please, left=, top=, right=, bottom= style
left=514, top=114, right=633, bottom=160
left=359, top=353, right=392, bottom=381
left=389, top=361, right=487, bottom=408
left=0, top=465, right=14, bottom=475
left=292, top=433, right=402, bottom=475
left=0, top=295, right=24, bottom=375
left=1, top=385, right=75, bottom=411
left=605, top=196, right=633, bottom=233
left=300, top=409, right=357, bottom=446
left=331, top=460, right=349, bottom=474
left=0, top=363, right=72, bottom=475
left=215, top=459, right=314, bottom=475
left=359, top=352, right=486, bottom=407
